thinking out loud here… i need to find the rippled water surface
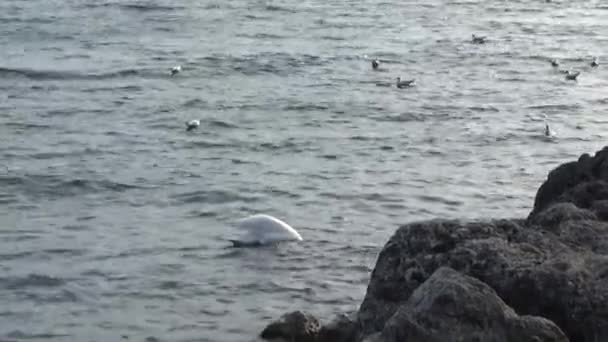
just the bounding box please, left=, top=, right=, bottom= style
left=1, top=0, right=607, bottom=340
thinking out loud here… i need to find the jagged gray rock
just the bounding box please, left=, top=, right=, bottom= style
left=318, top=313, right=357, bottom=342
left=530, top=146, right=608, bottom=218
left=375, top=267, right=567, bottom=342
left=260, top=311, right=320, bottom=342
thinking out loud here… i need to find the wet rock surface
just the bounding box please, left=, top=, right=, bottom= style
left=260, top=311, right=321, bottom=342
left=375, top=267, right=567, bottom=342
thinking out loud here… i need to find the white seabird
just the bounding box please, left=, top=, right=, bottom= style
left=396, top=77, right=415, bottom=88
left=471, top=34, right=487, bottom=44
left=591, top=57, right=599, bottom=67
left=186, top=119, right=200, bottom=131
left=542, top=114, right=556, bottom=139
left=565, top=70, right=580, bottom=81
left=229, top=214, right=303, bottom=247
left=372, top=59, right=380, bottom=70
left=550, top=59, right=559, bottom=67
left=171, top=65, right=182, bottom=76
left=543, top=123, right=557, bottom=141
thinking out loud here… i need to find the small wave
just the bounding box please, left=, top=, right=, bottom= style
left=81, top=85, right=143, bottom=93
left=321, top=36, right=347, bottom=41
left=264, top=4, right=295, bottom=13
left=41, top=248, right=86, bottom=257
left=263, top=188, right=302, bottom=199
left=283, top=103, right=329, bottom=111
left=185, top=140, right=233, bottom=149
left=200, top=308, right=230, bottom=317
left=200, top=52, right=325, bottom=76
left=182, top=98, right=207, bottom=108
left=208, top=120, right=238, bottom=129
left=373, top=113, right=425, bottom=122
left=4, top=122, right=53, bottom=130
left=0, top=274, right=65, bottom=290
left=0, top=251, right=35, bottom=261
left=85, top=3, right=185, bottom=11
left=242, top=14, right=271, bottom=20
left=527, top=104, right=582, bottom=111
left=6, top=330, right=70, bottom=339
left=238, top=33, right=287, bottom=40
left=253, top=140, right=309, bottom=153
left=171, top=189, right=260, bottom=205
left=0, top=174, right=141, bottom=199
left=158, top=280, right=182, bottom=290
left=0, top=67, right=142, bottom=81
left=416, top=194, right=464, bottom=206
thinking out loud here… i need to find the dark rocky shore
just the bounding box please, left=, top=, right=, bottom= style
left=261, top=147, right=608, bottom=342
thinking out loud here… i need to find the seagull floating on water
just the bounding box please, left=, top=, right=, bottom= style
left=171, top=65, right=182, bottom=76
left=544, top=123, right=557, bottom=140
left=372, top=59, right=380, bottom=70
left=471, top=34, right=487, bottom=44
left=229, top=214, right=303, bottom=247
left=396, top=77, right=415, bottom=88
left=565, top=70, right=580, bottom=81
left=591, top=57, right=599, bottom=67
left=550, top=59, right=559, bottom=67
left=186, top=119, right=200, bottom=131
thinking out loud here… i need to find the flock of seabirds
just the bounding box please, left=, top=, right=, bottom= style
left=165, top=34, right=601, bottom=247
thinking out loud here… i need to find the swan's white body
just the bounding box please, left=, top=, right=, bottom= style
left=230, top=214, right=302, bottom=247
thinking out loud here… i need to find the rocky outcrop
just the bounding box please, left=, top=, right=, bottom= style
left=259, top=311, right=355, bottom=342
left=372, top=267, right=567, bottom=342
left=357, top=216, right=608, bottom=341
left=261, top=147, right=608, bottom=342
left=260, top=311, right=320, bottom=342
left=318, top=313, right=356, bottom=342
left=530, top=146, right=608, bottom=217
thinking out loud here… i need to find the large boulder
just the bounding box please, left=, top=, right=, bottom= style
left=530, top=146, right=608, bottom=218
left=373, top=267, right=567, bottom=342
left=356, top=215, right=608, bottom=341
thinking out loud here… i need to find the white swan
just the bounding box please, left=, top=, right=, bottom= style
left=229, top=214, right=303, bottom=247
